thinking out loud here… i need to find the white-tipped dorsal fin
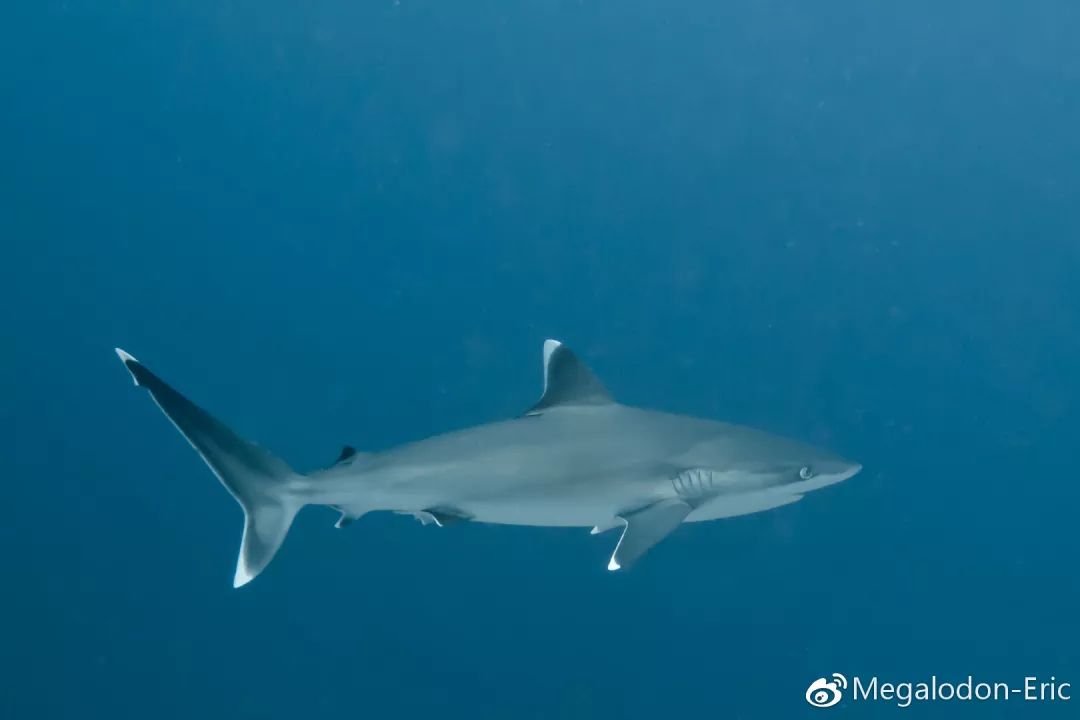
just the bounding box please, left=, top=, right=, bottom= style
left=525, top=339, right=613, bottom=415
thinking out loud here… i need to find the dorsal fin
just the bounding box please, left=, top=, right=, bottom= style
left=525, top=339, right=613, bottom=415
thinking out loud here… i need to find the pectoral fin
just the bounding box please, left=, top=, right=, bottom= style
left=608, top=499, right=691, bottom=571
left=590, top=518, right=622, bottom=535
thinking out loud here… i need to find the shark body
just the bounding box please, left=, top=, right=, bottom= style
left=116, top=340, right=861, bottom=587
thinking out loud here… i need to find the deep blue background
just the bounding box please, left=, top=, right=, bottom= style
left=3, top=1, right=1078, bottom=717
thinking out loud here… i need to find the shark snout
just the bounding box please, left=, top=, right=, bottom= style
left=839, top=462, right=863, bottom=482
left=823, top=459, right=862, bottom=485
left=788, top=458, right=862, bottom=493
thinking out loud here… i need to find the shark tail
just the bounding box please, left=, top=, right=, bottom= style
left=115, top=348, right=303, bottom=588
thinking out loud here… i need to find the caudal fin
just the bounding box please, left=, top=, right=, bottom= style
left=115, top=348, right=302, bottom=587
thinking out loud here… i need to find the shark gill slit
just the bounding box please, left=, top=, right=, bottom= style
left=672, top=468, right=717, bottom=502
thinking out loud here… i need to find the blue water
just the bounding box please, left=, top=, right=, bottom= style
left=3, top=1, right=1078, bottom=717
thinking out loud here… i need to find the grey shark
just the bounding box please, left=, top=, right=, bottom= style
left=115, top=340, right=861, bottom=587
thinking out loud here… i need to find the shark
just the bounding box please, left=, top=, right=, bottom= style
left=115, top=339, right=861, bottom=587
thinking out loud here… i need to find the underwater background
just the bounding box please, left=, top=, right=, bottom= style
left=3, top=1, right=1078, bottom=717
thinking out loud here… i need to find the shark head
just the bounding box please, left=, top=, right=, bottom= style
left=673, top=424, right=862, bottom=500
left=784, top=453, right=863, bottom=492
left=744, top=431, right=862, bottom=493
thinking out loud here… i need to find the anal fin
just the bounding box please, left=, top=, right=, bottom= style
left=332, top=505, right=366, bottom=529
left=608, top=499, right=691, bottom=571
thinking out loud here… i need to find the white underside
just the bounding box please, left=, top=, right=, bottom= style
left=319, top=470, right=850, bottom=530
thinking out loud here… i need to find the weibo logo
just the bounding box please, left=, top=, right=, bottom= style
left=806, top=674, right=848, bottom=708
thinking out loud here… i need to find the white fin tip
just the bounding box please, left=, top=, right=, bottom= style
left=114, top=348, right=141, bottom=385
left=542, top=339, right=562, bottom=363
left=233, top=564, right=254, bottom=588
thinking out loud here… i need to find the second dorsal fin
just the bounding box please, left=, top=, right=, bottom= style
left=525, top=339, right=613, bottom=415
left=335, top=445, right=358, bottom=464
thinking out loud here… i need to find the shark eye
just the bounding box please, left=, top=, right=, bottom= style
left=799, top=466, right=815, bottom=480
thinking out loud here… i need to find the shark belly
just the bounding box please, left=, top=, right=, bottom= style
left=341, top=462, right=673, bottom=528
left=455, top=469, right=671, bottom=527
left=684, top=489, right=804, bottom=522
